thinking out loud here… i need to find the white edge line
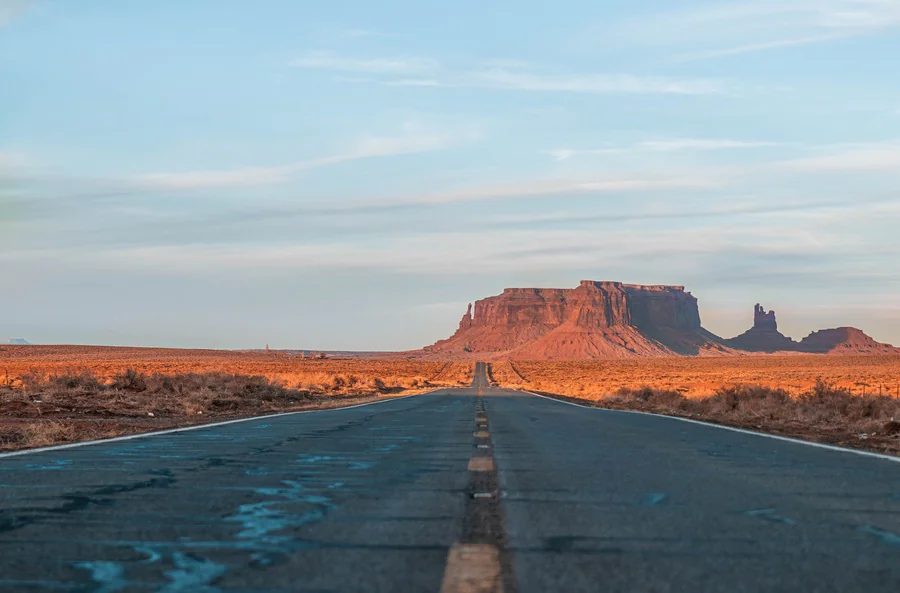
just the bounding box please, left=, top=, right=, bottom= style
left=520, top=390, right=900, bottom=464
left=0, top=389, right=448, bottom=460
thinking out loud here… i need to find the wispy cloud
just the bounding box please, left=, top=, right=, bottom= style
left=388, top=68, right=731, bottom=96
left=465, top=69, right=729, bottom=95
left=548, top=138, right=778, bottom=161
left=603, top=0, right=900, bottom=60
left=293, top=50, right=439, bottom=74
left=338, top=29, right=381, bottom=39
left=294, top=51, right=733, bottom=96
left=410, top=176, right=715, bottom=205
left=779, top=141, right=900, bottom=172
left=477, top=196, right=884, bottom=227
left=0, top=150, right=29, bottom=170
left=29, top=212, right=891, bottom=277
left=135, top=122, right=476, bottom=190
left=677, top=34, right=847, bottom=60
left=0, top=0, right=29, bottom=27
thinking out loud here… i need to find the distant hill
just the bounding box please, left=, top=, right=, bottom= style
left=7, top=338, right=30, bottom=345
left=798, top=327, right=899, bottom=355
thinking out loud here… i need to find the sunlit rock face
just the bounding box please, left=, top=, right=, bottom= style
left=426, top=281, right=730, bottom=359
left=422, top=284, right=898, bottom=360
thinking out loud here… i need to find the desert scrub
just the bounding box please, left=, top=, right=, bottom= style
left=1, top=370, right=313, bottom=418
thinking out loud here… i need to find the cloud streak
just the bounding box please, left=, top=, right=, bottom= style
left=604, top=0, right=900, bottom=60
left=779, top=141, right=900, bottom=172
left=293, top=50, right=439, bottom=74
left=464, top=69, right=730, bottom=95
left=548, top=138, right=779, bottom=161
left=294, top=52, right=733, bottom=96
left=0, top=151, right=30, bottom=170
left=16, top=209, right=895, bottom=277
left=134, top=122, right=477, bottom=190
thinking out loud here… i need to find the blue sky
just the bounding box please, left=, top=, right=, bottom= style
left=2, top=0, right=900, bottom=350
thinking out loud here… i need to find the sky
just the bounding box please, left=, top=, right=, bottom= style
left=2, top=0, right=900, bottom=350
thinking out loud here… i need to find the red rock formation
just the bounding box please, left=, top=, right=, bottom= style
left=726, top=306, right=899, bottom=355
left=727, top=304, right=799, bottom=353
left=425, top=281, right=731, bottom=359
left=420, top=284, right=898, bottom=360
left=799, top=327, right=900, bottom=355
left=457, top=303, right=474, bottom=332
left=753, top=304, right=778, bottom=332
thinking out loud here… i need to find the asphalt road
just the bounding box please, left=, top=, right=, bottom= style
left=1, top=363, right=899, bottom=592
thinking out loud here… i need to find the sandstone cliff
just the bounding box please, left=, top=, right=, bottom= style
left=420, top=283, right=898, bottom=360
left=425, top=281, right=733, bottom=359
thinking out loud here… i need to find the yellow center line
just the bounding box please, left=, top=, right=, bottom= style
left=468, top=457, right=495, bottom=472
left=440, top=543, right=504, bottom=593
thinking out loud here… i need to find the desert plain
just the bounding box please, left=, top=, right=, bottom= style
left=0, top=345, right=471, bottom=451
left=2, top=344, right=899, bottom=455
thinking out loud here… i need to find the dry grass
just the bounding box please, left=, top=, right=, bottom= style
left=0, top=346, right=469, bottom=393
left=493, top=357, right=900, bottom=455
left=4, top=370, right=315, bottom=418
left=0, top=346, right=474, bottom=451
left=494, top=356, right=900, bottom=398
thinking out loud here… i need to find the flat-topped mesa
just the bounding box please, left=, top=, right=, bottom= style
left=469, top=281, right=700, bottom=331
left=424, top=280, right=724, bottom=359
left=422, top=283, right=898, bottom=359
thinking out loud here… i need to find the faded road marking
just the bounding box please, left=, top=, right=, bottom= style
left=440, top=543, right=503, bottom=593
left=468, top=457, right=495, bottom=472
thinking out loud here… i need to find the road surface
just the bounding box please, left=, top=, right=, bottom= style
left=2, top=363, right=899, bottom=592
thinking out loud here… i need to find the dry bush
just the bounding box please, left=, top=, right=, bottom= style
left=0, top=346, right=449, bottom=394
left=0, top=351, right=457, bottom=451
left=498, top=360, right=900, bottom=453
left=17, top=421, right=78, bottom=448
left=0, top=359, right=447, bottom=424
left=1, top=370, right=308, bottom=418
left=596, top=381, right=900, bottom=452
